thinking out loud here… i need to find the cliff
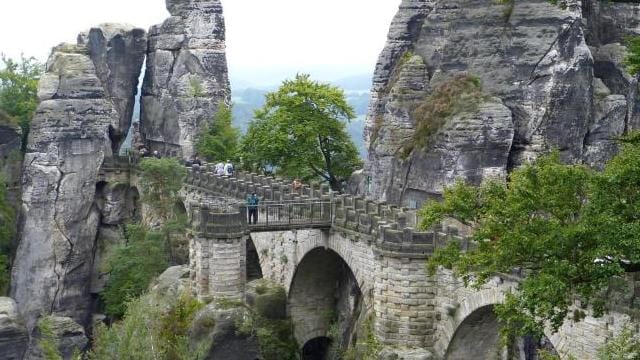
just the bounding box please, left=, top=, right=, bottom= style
left=10, top=25, right=146, bottom=336
left=140, top=0, right=231, bottom=159
left=364, top=0, right=640, bottom=206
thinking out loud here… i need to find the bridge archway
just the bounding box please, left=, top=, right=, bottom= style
left=246, top=236, right=264, bottom=282
left=438, top=282, right=560, bottom=360
left=288, top=247, right=362, bottom=350
left=302, top=336, right=332, bottom=360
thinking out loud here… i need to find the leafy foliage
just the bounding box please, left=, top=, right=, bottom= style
left=90, top=292, right=207, bottom=360
left=420, top=139, right=640, bottom=341
left=0, top=174, right=15, bottom=295
left=624, top=36, right=640, bottom=76
left=0, top=55, right=43, bottom=149
left=240, top=74, right=362, bottom=190
left=100, top=225, right=168, bottom=318
left=138, top=157, right=188, bottom=263
left=404, top=74, right=485, bottom=156
left=37, top=316, right=63, bottom=360
left=196, top=104, right=240, bottom=162
left=597, top=326, right=640, bottom=360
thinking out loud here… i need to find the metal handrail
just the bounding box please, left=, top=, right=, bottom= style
left=238, top=200, right=332, bottom=229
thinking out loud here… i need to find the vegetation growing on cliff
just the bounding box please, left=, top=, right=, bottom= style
left=0, top=174, right=15, bottom=295
left=625, top=35, right=640, bottom=76
left=0, top=55, right=42, bottom=149
left=233, top=281, right=298, bottom=360
left=100, top=225, right=168, bottom=318
left=403, top=74, right=485, bottom=157
left=420, top=134, right=640, bottom=341
left=240, top=74, right=362, bottom=190
left=90, top=293, right=207, bottom=360
left=196, top=104, right=240, bottom=162
left=101, top=158, right=187, bottom=318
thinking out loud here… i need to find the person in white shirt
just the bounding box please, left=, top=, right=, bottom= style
left=224, top=160, right=234, bottom=176
left=215, top=162, right=225, bottom=176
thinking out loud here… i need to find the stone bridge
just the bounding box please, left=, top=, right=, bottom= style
left=177, top=164, right=638, bottom=359
left=103, top=161, right=637, bottom=359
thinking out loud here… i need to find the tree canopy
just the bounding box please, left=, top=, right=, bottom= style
left=0, top=55, right=43, bottom=149
left=196, top=104, right=240, bottom=162
left=419, top=136, right=640, bottom=341
left=240, top=74, right=362, bottom=190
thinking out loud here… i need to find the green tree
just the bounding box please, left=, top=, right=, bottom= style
left=240, top=74, right=362, bottom=190
left=419, top=138, right=640, bottom=341
left=0, top=55, right=43, bottom=149
left=196, top=104, right=240, bottom=162
left=625, top=36, right=640, bottom=76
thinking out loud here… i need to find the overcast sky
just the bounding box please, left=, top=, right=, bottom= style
left=0, top=0, right=399, bottom=83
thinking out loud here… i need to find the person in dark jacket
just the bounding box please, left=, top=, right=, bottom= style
left=247, top=192, right=259, bottom=224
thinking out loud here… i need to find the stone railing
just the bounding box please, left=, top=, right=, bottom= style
left=183, top=164, right=466, bottom=257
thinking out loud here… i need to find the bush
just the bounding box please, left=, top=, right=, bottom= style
left=90, top=292, right=207, bottom=360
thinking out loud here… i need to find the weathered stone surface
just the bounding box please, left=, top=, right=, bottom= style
left=11, top=24, right=146, bottom=332
left=385, top=98, right=514, bottom=207
left=78, top=24, right=147, bottom=152
left=0, top=297, right=28, bottom=360
left=141, top=0, right=230, bottom=159
left=364, top=0, right=637, bottom=205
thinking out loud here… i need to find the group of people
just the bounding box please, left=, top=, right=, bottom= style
left=138, top=147, right=162, bottom=159
left=214, top=160, right=234, bottom=176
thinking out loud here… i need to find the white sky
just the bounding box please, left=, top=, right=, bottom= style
left=0, top=0, right=399, bottom=80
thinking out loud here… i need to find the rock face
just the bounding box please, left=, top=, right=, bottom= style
left=11, top=25, right=146, bottom=332
left=0, top=297, right=28, bottom=360
left=140, top=0, right=230, bottom=159
left=365, top=0, right=640, bottom=206
left=78, top=24, right=147, bottom=152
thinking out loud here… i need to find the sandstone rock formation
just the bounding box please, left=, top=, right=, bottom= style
left=140, top=0, right=231, bottom=159
left=78, top=24, right=147, bottom=152
left=0, top=297, right=28, bottom=360
left=11, top=25, right=146, bottom=332
left=365, top=0, right=640, bottom=206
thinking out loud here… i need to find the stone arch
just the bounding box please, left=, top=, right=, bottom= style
left=291, top=230, right=371, bottom=296
left=437, top=283, right=560, bottom=359
left=301, top=336, right=332, bottom=360
left=288, top=247, right=363, bottom=347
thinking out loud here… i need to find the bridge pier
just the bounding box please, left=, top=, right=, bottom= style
left=189, top=204, right=249, bottom=301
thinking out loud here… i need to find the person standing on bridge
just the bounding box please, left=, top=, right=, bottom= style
left=247, top=192, right=260, bottom=224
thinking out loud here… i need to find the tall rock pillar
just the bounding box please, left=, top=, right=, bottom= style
left=141, top=0, right=231, bottom=159
left=11, top=25, right=146, bottom=331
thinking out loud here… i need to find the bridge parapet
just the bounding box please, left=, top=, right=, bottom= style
left=183, top=164, right=466, bottom=257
